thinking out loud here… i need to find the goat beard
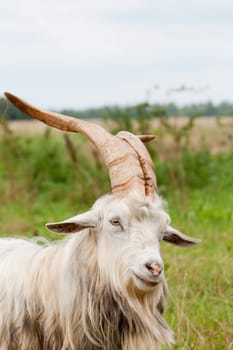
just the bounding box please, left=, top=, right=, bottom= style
left=70, top=267, right=173, bottom=350
left=61, top=234, right=174, bottom=350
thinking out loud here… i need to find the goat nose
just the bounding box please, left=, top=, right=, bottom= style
left=145, top=262, right=163, bottom=276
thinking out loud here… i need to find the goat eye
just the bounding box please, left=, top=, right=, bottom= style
left=110, top=218, right=121, bottom=226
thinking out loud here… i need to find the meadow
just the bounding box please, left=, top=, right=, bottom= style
left=0, top=115, right=233, bottom=349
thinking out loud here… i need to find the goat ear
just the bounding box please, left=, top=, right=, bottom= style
left=46, top=211, right=97, bottom=234
left=163, top=225, right=201, bottom=247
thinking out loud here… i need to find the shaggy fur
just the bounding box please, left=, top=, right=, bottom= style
left=0, top=193, right=198, bottom=349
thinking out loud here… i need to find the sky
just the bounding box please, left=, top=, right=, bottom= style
left=1, top=0, right=233, bottom=109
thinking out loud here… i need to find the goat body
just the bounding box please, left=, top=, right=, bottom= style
left=0, top=194, right=199, bottom=350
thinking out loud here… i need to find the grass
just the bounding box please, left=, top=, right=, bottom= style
left=0, top=123, right=232, bottom=349
left=163, top=187, right=233, bottom=349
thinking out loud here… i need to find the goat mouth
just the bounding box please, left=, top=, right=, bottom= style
left=133, top=273, right=159, bottom=287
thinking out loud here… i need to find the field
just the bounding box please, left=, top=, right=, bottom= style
left=0, top=116, right=233, bottom=349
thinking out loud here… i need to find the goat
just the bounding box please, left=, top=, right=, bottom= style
left=0, top=92, right=200, bottom=350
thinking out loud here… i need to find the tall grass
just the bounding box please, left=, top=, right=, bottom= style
left=0, top=118, right=232, bottom=349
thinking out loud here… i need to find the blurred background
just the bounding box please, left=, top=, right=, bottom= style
left=0, top=0, right=233, bottom=349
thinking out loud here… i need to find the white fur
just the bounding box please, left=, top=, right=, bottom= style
left=0, top=193, right=188, bottom=349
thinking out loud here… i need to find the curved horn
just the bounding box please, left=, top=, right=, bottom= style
left=4, top=92, right=157, bottom=197
left=116, top=131, right=157, bottom=196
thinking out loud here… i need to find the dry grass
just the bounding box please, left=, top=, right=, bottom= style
left=6, top=117, right=233, bottom=155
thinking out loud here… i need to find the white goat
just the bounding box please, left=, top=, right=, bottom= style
left=0, top=92, right=200, bottom=350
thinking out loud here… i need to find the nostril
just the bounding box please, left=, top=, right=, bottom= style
left=145, top=262, right=163, bottom=276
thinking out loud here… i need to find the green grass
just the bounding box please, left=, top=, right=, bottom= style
left=163, top=188, right=233, bottom=349
left=0, top=128, right=232, bottom=349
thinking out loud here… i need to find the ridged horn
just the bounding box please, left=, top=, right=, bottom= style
left=4, top=92, right=157, bottom=197
left=116, top=131, right=157, bottom=195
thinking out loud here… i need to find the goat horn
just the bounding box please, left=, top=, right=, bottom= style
left=4, top=92, right=157, bottom=197
left=117, top=131, right=157, bottom=196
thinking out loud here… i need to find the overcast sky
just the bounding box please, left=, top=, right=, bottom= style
left=1, top=0, right=233, bottom=109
